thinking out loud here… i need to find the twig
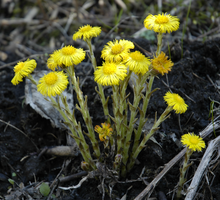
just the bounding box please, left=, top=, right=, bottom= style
left=207, top=74, right=220, bottom=95
left=65, top=13, right=76, bottom=32
left=103, top=16, right=139, bottom=41
left=192, top=26, right=220, bottom=42
left=0, top=119, right=39, bottom=151
left=59, top=171, right=88, bottom=183
left=59, top=174, right=89, bottom=190
left=181, top=91, right=196, bottom=103
left=135, top=147, right=187, bottom=200
left=185, top=135, right=220, bottom=200
left=0, top=19, right=41, bottom=26
left=47, top=161, right=67, bottom=200
left=0, top=53, right=49, bottom=69
left=53, top=22, right=70, bottom=40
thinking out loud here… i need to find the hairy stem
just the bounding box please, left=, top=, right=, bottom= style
left=86, top=39, right=110, bottom=123
left=127, top=106, right=173, bottom=172
left=66, top=66, right=100, bottom=158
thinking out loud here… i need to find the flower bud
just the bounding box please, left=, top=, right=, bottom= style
left=81, top=161, right=93, bottom=171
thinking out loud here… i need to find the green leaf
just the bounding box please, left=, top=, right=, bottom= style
left=39, top=182, right=50, bottom=197
left=12, top=172, right=16, bottom=177
left=8, top=178, right=14, bottom=185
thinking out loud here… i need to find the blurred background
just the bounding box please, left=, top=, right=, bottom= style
left=0, top=0, right=220, bottom=65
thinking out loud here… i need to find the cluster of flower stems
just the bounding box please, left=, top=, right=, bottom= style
left=48, top=33, right=176, bottom=177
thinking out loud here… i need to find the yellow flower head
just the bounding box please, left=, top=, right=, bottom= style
left=94, top=123, right=113, bottom=142
left=151, top=52, right=173, bottom=75
left=94, top=62, right=127, bottom=86
left=101, top=39, right=134, bottom=62
left=47, top=53, right=58, bottom=71
left=73, top=25, right=101, bottom=41
left=181, top=133, right=205, bottom=152
left=53, top=45, right=85, bottom=67
left=126, top=51, right=151, bottom=75
left=11, top=59, right=37, bottom=85
left=164, top=91, right=188, bottom=114
left=144, top=13, right=180, bottom=33
left=37, top=71, right=69, bottom=97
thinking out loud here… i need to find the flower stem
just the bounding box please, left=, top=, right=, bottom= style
left=27, top=74, right=38, bottom=86
left=66, top=66, right=101, bottom=158
left=112, top=85, right=124, bottom=155
left=121, top=72, right=150, bottom=177
left=86, top=39, right=110, bottom=123
left=127, top=106, right=173, bottom=172
left=156, top=32, right=163, bottom=56
left=131, top=75, right=155, bottom=155
left=176, top=148, right=193, bottom=199
left=118, top=70, right=132, bottom=153
left=49, top=96, right=96, bottom=169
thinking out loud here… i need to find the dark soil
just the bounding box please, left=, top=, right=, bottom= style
left=1, top=37, right=220, bottom=200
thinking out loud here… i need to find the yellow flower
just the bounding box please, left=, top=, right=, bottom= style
left=181, top=133, right=205, bottom=152
left=164, top=91, right=188, bottom=114
left=151, top=52, right=173, bottom=75
left=144, top=13, right=180, bottom=33
left=126, top=51, right=151, bottom=75
left=94, top=123, right=113, bottom=142
left=53, top=45, right=85, bottom=67
left=11, top=59, right=37, bottom=85
left=47, top=53, right=58, bottom=71
left=94, top=62, right=127, bottom=86
left=37, top=71, right=68, bottom=97
left=101, top=39, right=134, bottom=62
left=73, top=25, right=101, bottom=41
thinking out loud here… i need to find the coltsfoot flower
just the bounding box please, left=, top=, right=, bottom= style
left=94, top=62, right=127, bottom=86
left=47, top=53, right=58, bottom=71
left=151, top=52, right=173, bottom=75
left=73, top=25, right=101, bottom=41
left=53, top=45, right=85, bottom=67
left=144, top=13, right=180, bottom=33
left=11, top=59, right=37, bottom=85
left=101, top=39, right=134, bottom=62
left=181, top=133, right=205, bottom=152
left=164, top=91, right=188, bottom=114
left=94, top=123, right=113, bottom=142
left=126, top=51, right=151, bottom=75
left=37, top=71, right=68, bottom=97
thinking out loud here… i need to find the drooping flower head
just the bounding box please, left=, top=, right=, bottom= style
left=53, top=45, right=85, bottom=67
left=11, top=59, right=37, bottom=85
left=37, top=71, right=68, bottom=97
left=151, top=52, right=173, bottom=75
left=73, top=25, right=101, bottom=41
left=94, top=123, right=113, bottom=142
left=164, top=91, right=188, bottom=114
left=181, top=133, right=205, bottom=152
left=126, top=51, right=151, bottom=75
left=94, top=62, right=127, bottom=86
left=144, top=13, right=180, bottom=33
left=47, top=53, right=58, bottom=71
left=101, top=39, right=134, bottom=62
